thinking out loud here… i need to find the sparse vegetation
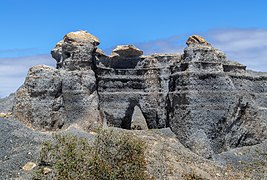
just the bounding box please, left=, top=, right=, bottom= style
left=33, top=129, right=149, bottom=180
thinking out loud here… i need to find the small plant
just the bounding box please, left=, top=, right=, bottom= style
left=33, top=129, right=149, bottom=180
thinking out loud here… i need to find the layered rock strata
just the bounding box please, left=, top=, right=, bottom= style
left=14, top=31, right=267, bottom=158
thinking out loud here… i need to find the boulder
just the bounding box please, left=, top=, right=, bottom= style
left=63, top=30, right=100, bottom=45
left=111, top=45, right=143, bottom=57
left=186, top=35, right=210, bottom=46
left=60, top=30, right=99, bottom=71
left=22, top=162, right=37, bottom=171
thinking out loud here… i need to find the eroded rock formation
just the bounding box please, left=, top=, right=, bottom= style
left=15, top=30, right=101, bottom=130
left=14, top=31, right=267, bottom=158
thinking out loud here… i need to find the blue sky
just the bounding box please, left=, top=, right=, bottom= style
left=1, top=0, right=267, bottom=97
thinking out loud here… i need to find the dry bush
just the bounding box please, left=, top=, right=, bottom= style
left=33, top=129, right=149, bottom=180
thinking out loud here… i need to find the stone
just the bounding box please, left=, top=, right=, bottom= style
left=186, top=35, right=210, bottom=46
left=111, top=45, right=143, bottom=57
left=99, top=45, right=144, bottom=69
left=131, top=106, right=148, bottom=130
left=51, top=40, right=63, bottom=69
left=22, top=162, right=37, bottom=171
left=61, top=31, right=99, bottom=71
left=0, top=112, right=12, bottom=118
left=43, top=167, right=52, bottom=175
left=64, top=30, right=100, bottom=45
left=14, top=65, right=64, bottom=130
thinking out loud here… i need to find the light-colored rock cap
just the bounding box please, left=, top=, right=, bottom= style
left=63, top=30, right=100, bottom=46
left=95, top=48, right=106, bottom=57
left=186, top=35, right=210, bottom=46
left=112, top=45, right=143, bottom=57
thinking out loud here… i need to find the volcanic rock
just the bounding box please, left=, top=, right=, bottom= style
left=15, top=31, right=102, bottom=131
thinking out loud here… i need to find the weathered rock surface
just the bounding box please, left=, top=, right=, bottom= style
left=99, top=45, right=144, bottom=69
left=168, top=40, right=267, bottom=158
left=13, top=31, right=267, bottom=161
left=15, top=30, right=102, bottom=131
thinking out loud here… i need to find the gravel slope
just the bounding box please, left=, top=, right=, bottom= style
left=0, top=117, right=51, bottom=179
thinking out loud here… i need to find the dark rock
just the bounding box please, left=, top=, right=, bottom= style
left=51, top=40, right=63, bottom=69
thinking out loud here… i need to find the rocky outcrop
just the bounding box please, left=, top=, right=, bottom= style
left=168, top=39, right=267, bottom=158
left=15, top=30, right=101, bottom=131
left=99, top=45, right=144, bottom=69
left=14, top=32, right=267, bottom=158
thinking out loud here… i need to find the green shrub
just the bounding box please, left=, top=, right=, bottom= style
left=33, top=129, right=149, bottom=180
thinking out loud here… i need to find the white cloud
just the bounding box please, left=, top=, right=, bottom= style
left=207, top=29, right=267, bottom=71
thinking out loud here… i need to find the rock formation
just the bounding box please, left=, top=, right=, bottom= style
left=15, top=30, right=101, bottom=130
left=14, top=31, right=267, bottom=158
